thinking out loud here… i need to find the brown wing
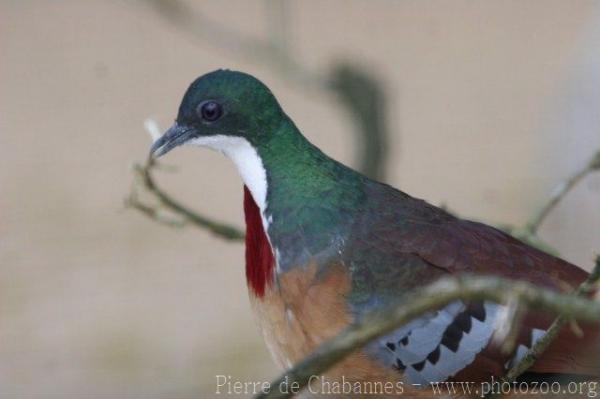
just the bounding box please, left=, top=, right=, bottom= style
left=397, top=217, right=588, bottom=290
left=399, top=217, right=600, bottom=378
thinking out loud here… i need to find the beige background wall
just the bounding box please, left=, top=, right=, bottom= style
left=1, top=1, right=599, bottom=398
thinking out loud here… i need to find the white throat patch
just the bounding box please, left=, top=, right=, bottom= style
left=186, top=135, right=268, bottom=216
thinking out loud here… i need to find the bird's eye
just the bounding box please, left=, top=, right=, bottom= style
left=197, top=101, right=223, bottom=122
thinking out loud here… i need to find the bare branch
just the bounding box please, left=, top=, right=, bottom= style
left=127, top=160, right=245, bottom=241
left=125, top=181, right=186, bottom=228
left=142, top=0, right=325, bottom=90
left=126, top=119, right=245, bottom=240
left=255, top=269, right=600, bottom=399
left=527, top=150, right=600, bottom=235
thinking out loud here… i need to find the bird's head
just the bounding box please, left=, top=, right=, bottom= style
left=150, top=69, right=284, bottom=158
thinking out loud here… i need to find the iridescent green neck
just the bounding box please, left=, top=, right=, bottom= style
left=254, top=118, right=366, bottom=270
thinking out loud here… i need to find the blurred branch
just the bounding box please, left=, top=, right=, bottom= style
left=126, top=176, right=186, bottom=229
left=143, top=0, right=324, bottom=90
left=255, top=268, right=600, bottom=399
left=126, top=120, right=244, bottom=240
left=141, top=0, right=389, bottom=180
left=526, top=150, right=600, bottom=235
left=329, top=64, right=389, bottom=181
left=499, top=149, right=600, bottom=254
left=126, top=160, right=245, bottom=241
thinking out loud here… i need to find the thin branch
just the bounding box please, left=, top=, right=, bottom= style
left=125, top=185, right=186, bottom=229
left=142, top=0, right=325, bottom=90
left=497, top=149, right=600, bottom=254
left=527, top=150, right=600, bottom=235
left=502, top=255, right=600, bottom=384
left=126, top=120, right=245, bottom=240
left=255, top=272, right=600, bottom=399
left=128, top=161, right=245, bottom=241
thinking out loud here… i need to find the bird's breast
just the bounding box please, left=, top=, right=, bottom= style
left=248, top=262, right=405, bottom=398
left=249, top=262, right=351, bottom=368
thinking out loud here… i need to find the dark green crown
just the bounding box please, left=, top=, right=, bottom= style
left=175, top=69, right=285, bottom=145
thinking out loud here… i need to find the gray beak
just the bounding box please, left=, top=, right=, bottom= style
left=149, top=123, right=195, bottom=158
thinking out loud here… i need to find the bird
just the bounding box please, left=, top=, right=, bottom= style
left=150, top=70, right=599, bottom=397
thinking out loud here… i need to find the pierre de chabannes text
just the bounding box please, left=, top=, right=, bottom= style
left=215, top=375, right=599, bottom=397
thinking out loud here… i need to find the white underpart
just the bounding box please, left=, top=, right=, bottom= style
left=186, top=135, right=270, bottom=228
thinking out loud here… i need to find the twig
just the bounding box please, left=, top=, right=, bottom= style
left=127, top=161, right=245, bottom=241
left=527, top=150, right=600, bottom=235
left=498, top=149, right=600, bottom=254
left=142, top=0, right=324, bottom=90
left=126, top=119, right=245, bottom=240
left=502, top=255, right=600, bottom=384
left=125, top=186, right=186, bottom=228
left=255, top=273, right=600, bottom=399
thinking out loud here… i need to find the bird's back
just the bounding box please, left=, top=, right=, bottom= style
left=340, top=178, right=597, bottom=383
